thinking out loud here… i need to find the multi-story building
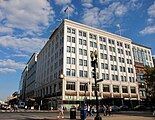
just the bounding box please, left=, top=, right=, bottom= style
left=20, top=66, right=28, bottom=101
left=34, top=19, right=154, bottom=109
left=25, top=53, right=37, bottom=99
left=132, top=43, right=154, bottom=103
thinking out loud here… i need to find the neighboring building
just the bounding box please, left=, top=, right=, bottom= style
left=25, top=53, right=37, bottom=99
left=20, top=66, right=28, bottom=101
left=34, top=19, right=145, bottom=109
left=132, top=43, right=154, bottom=103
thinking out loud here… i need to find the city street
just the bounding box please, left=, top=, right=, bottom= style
left=0, top=110, right=154, bottom=120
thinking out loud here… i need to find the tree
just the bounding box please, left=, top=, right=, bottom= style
left=143, top=66, right=155, bottom=106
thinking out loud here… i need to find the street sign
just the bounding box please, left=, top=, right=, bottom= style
left=97, top=79, right=103, bottom=83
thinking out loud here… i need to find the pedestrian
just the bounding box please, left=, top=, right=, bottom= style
left=90, top=105, right=93, bottom=116
left=103, top=105, right=107, bottom=116
left=57, top=105, right=64, bottom=118
left=87, top=105, right=90, bottom=116
left=108, top=105, right=112, bottom=116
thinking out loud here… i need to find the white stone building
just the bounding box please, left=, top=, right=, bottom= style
left=32, top=19, right=155, bottom=109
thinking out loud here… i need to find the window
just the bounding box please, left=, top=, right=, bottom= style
left=66, top=68, right=70, bottom=76
left=71, top=69, right=76, bottom=76
left=72, top=58, right=75, bottom=64
left=90, top=41, right=93, bottom=47
left=72, top=47, right=75, bottom=53
left=67, top=28, right=71, bottom=33
left=92, top=84, right=99, bottom=91
left=79, top=59, right=83, bottom=66
left=94, top=43, right=97, bottom=48
left=83, top=32, right=86, bottom=37
left=67, top=57, right=70, bottom=64
left=67, top=46, right=71, bottom=52
left=66, top=82, right=75, bottom=90
left=130, top=87, right=136, bottom=93
left=79, top=70, right=83, bottom=77
left=83, top=50, right=87, bottom=56
left=103, top=85, right=109, bottom=92
left=71, top=29, right=75, bottom=34
left=67, top=36, right=71, bottom=42
left=100, top=44, right=103, bottom=49
left=79, top=49, right=83, bottom=55
left=122, top=86, right=128, bottom=93
left=84, top=71, right=88, bottom=77
left=113, top=85, right=119, bottom=93
left=102, top=73, right=109, bottom=80
left=83, top=40, right=87, bottom=45
left=101, top=63, right=108, bottom=69
left=89, top=34, right=93, bottom=39
left=79, top=39, right=82, bottom=45
left=79, top=31, right=82, bottom=36
left=84, top=60, right=87, bottom=66
left=72, top=37, right=75, bottom=43
left=80, top=83, right=88, bottom=91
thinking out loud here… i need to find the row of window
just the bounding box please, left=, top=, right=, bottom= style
left=66, top=68, right=135, bottom=82
left=67, top=28, right=131, bottom=49
left=66, top=81, right=136, bottom=93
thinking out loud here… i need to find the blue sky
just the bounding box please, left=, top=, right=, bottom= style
left=0, top=0, right=155, bottom=101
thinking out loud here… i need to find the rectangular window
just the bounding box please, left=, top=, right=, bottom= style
left=72, top=29, right=75, bottom=34
left=90, top=41, right=93, bottom=47
left=66, top=82, right=75, bottom=90
left=122, top=86, right=128, bottom=93
left=72, top=37, right=75, bottom=43
left=66, top=68, right=70, bottom=76
left=83, top=32, right=86, bottom=37
left=130, top=87, right=136, bottom=93
left=79, top=39, right=82, bottom=45
left=83, top=50, right=87, bottom=56
left=67, top=28, right=71, bottom=33
left=71, top=69, right=76, bottom=76
left=83, top=40, right=87, bottom=46
left=72, top=47, right=75, bottom=53
left=103, top=85, right=109, bottom=92
left=79, top=59, right=83, bottom=66
left=84, top=60, right=87, bottom=66
left=84, top=71, right=88, bottom=77
left=67, top=36, right=71, bottom=42
left=94, top=42, right=97, bottom=48
left=67, top=46, right=71, bottom=52
left=67, top=57, right=70, bottom=64
left=79, top=49, right=83, bottom=55
left=72, top=58, right=75, bottom=64
left=113, top=85, right=119, bottom=93
left=79, top=31, right=82, bottom=36
left=79, top=70, right=83, bottom=77
left=80, top=83, right=88, bottom=91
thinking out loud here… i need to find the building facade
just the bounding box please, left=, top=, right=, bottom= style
left=132, top=43, right=154, bottom=103
left=32, top=19, right=154, bottom=109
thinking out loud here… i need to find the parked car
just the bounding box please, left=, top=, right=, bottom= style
left=134, top=105, right=146, bottom=111
left=0, top=104, right=10, bottom=110
left=120, top=105, right=129, bottom=111
left=111, top=105, right=120, bottom=112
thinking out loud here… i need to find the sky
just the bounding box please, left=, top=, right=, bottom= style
left=0, top=0, right=155, bottom=101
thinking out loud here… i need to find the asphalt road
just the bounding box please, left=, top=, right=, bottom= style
left=0, top=110, right=154, bottom=120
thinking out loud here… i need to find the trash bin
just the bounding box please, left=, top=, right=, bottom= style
left=80, top=109, right=87, bottom=120
left=70, top=107, right=76, bottom=119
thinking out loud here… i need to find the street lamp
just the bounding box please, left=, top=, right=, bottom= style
left=90, top=50, right=102, bottom=120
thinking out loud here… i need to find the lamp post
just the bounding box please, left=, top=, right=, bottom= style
left=90, top=50, right=102, bottom=120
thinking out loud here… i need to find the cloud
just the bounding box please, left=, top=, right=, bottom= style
left=148, top=1, right=155, bottom=17
left=12, top=54, right=29, bottom=58
left=0, top=26, right=13, bottom=35
left=0, top=36, right=45, bottom=53
left=0, top=68, right=16, bottom=73
left=0, top=0, right=54, bottom=36
left=81, top=2, right=128, bottom=28
left=139, top=26, right=155, bottom=35
left=81, top=0, right=93, bottom=8
left=54, top=0, right=71, bottom=6
left=0, top=59, right=26, bottom=70
left=140, top=2, right=155, bottom=35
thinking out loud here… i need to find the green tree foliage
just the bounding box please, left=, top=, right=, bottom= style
left=143, top=66, right=155, bottom=103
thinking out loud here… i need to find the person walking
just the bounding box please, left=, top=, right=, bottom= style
left=108, top=105, right=112, bottom=116
left=57, top=105, right=64, bottom=118
left=103, top=105, right=107, bottom=116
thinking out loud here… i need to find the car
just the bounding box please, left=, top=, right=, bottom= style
left=0, top=104, right=10, bottom=110
left=120, top=105, right=129, bottom=111
left=111, top=105, right=120, bottom=112
left=134, top=105, right=146, bottom=111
